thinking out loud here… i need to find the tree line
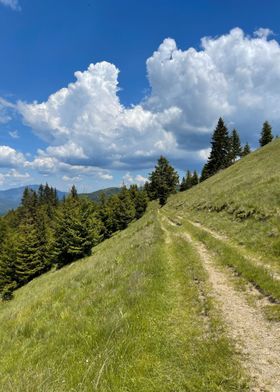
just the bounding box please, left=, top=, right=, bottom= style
left=0, top=184, right=148, bottom=300
left=200, top=118, right=274, bottom=181
left=145, top=118, right=275, bottom=205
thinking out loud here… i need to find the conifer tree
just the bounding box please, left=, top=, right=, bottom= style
left=259, top=121, right=273, bottom=147
left=206, top=118, right=231, bottom=177
left=134, top=190, right=148, bottom=219
left=70, top=184, right=78, bottom=199
left=143, top=181, right=150, bottom=197
left=200, top=163, right=209, bottom=182
left=241, top=142, right=251, bottom=157
left=148, top=156, right=179, bottom=205
left=53, top=194, right=95, bottom=268
left=185, top=170, right=193, bottom=190
left=0, top=229, right=17, bottom=299
left=229, top=129, right=242, bottom=163
left=158, top=181, right=169, bottom=207
left=129, top=185, right=148, bottom=219
left=15, top=217, right=45, bottom=284
left=179, top=177, right=186, bottom=192
left=191, top=170, right=199, bottom=186
left=19, top=188, right=38, bottom=219
left=0, top=218, right=6, bottom=248
left=114, top=186, right=136, bottom=230
left=97, top=193, right=114, bottom=239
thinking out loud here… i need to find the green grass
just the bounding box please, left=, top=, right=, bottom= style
left=168, top=138, right=280, bottom=263
left=0, top=205, right=247, bottom=391
left=163, top=140, right=280, bottom=320
left=179, top=218, right=280, bottom=302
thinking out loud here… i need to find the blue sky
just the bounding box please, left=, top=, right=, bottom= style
left=1, top=0, right=280, bottom=191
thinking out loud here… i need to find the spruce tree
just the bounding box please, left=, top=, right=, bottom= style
left=185, top=170, right=193, bottom=190
left=191, top=170, right=199, bottom=186
left=70, top=184, right=78, bottom=199
left=241, top=142, right=251, bottom=157
left=259, top=121, right=273, bottom=147
left=19, top=188, right=38, bottom=219
left=206, top=118, right=231, bottom=177
left=15, top=217, right=45, bottom=285
left=148, top=156, right=179, bottom=205
left=129, top=185, right=148, bottom=219
left=114, top=186, right=136, bottom=230
left=179, top=177, right=186, bottom=192
left=97, top=193, right=114, bottom=239
left=229, top=129, right=242, bottom=163
left=53, top=195, right=95, bottom=268
left=0, top=229, right=17, bottom=298
left=200, top=163, right=209, bottom=182
left=133, top=190, right=148, bottom=219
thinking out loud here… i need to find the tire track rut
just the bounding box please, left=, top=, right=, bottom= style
left=164, top=216, right=280, bottom=392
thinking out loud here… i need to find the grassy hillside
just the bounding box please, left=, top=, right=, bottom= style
left=168, top=138, right=280, bottom=261
left=0, top=203, right=247, bottom=391
left=1, top=141, right=279, bottom=391
left=81, top=187, right=120, bottom=202
left=165, top=139, right=280, bottom=322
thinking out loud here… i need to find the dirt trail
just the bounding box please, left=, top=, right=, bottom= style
left=187, top=219, right=280, bottom=282
left=163, top=216, right=280, bottom=392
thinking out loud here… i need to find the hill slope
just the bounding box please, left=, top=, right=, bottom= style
left=162, top=139, right=280, bottom=389
left=81, top=187, right=120, bottom=202
left=0, top=141, right=280, bottom=391
left=168, top=138, right=280, bottom=261
left=0, top=203, right=247, bottom=391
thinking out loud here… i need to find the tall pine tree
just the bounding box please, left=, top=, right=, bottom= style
left=0, top=229, right=17, bottom=299
left=259, top=121, right=273, bottom=147
left=52, top=193, right=95, bottom=268
left=15, top=217, right=45, bottom=285
left=191, top=170, right=199, bottom=186
left=204, top=118, right=231, bottom=179
left=200, top=164, right=209, bottom=182
left=241, top=142, right=251, bottom=157
left=114, top=186, right=136, bottom=230
left=185, top=170, right=193, bottom=190
left=229, top=129, right=242, bottom=163
left=148, top=156, right=179, bottom=206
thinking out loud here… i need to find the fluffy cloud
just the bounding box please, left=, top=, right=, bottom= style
left=122, top=172, right=148, bottom=186
left=0, top=0, right=20, bottom=10
left=146, top=28, right=280, bottom=147
left=18, top=28, right=280, bottom=174
left=18, top=62, right=179, bottom=169
left=0, top=169, right=30, bottom=186
left=26, top=154, right=113, bottom=181
left=0, top=98, right=14, bottom=124
left=0, top=146, right=25, bottom=167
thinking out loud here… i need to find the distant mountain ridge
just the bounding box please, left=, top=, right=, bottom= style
left=0, top=185, right=67, bottom=215
left=80, top=187, right=120, bottom=202
left=0, top=185, right=120, bottom=215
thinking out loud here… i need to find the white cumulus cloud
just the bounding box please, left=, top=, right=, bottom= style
left=145, top=28, right=280, bottom=148
left=17, top=28, right=280, bottom=174
left=26, top=154, right=113, bottom=182
left=0, top=0, right=20, bottom=10
left=18, top=62, right=178, bottom=170
left=0, top=145, right=25, bottom=167
left=122, top=172, right=148, bottom=186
